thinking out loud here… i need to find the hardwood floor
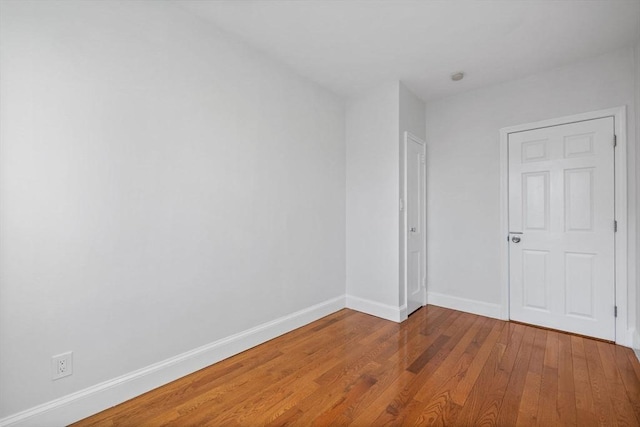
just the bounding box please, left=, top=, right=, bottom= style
left=73, top=306, right=640, bottom=426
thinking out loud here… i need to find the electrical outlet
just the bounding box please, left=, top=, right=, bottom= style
left=52, top=352, right=73, bottom=380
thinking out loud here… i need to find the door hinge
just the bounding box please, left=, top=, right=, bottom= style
left=421, top=154, right=425, bottom=164
left=615, top=305, right=618, bottom=317
left=399, top=198, right=404, bottom=211
left=614, top=220, right=618, bottom=232
left=613, top=135, right=617, bottom=147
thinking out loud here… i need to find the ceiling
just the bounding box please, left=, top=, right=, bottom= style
left=177, top=0, right=640, bottom=101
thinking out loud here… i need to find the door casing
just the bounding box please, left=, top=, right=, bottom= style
left=499, top=106, right=629, bottom=346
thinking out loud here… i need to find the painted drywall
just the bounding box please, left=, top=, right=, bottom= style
left=636, top=41, right=640, bottom=350
left=400, top=84, right=427, bottom=142
left=425, top=48, right=637, bottom=329
left=0, top=0, right=345, bottom=419
left=345, top=82, right=400, bottom=313
left=398, top=83, right=426, bottom=307
left=345, top=81, right=425, bottom=319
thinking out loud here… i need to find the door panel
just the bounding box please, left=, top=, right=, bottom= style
left=522, top=172, right=549, bottom=230
left=564, top=168, right=594, bottom=231
left=508, top=117, right=615, bottom=340
left=405, top=133, right=426, bottom=316
left=522, top=249, right=549, bottom=311
left=564, top=252, right=595, bottom=318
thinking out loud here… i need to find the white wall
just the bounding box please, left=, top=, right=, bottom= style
left=636, top=41, right=640, bottom=351
left=345, top=82, right=425, bottom=319
left=400, top=83, right=427, bottom=143
left=399, top=83, right=426, bottom=307
left=0, top=0, right=345, bottom=421
left=425, top=48, right=637, bottom=327
left=345, top=82, right=400, bottom=315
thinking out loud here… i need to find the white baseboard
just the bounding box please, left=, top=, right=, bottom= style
left=633, top=329, right=640, bottom=363
left=0, top=295, right=346, bottom=427
left=427, top=291, right=502, bottom=320
left=619, top=327, right=637, bottom=349
left=345, top=295, right=405, bottom=322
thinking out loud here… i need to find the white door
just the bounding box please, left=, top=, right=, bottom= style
left=508, top=117, right=615, bottom=341
left=405, top=132, right=427, bottom=316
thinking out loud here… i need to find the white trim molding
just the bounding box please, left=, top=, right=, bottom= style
left=346, top=295, right=406, bottom=322
left=0, top=296, right=346, bottom=427
left=427, top=291, right=503, bottom=320
left=499, top=106, right=631, bottom=347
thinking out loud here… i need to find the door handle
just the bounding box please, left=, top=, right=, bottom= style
left=509, top=231, right=522, bottom=243
left=410, top=227, right=417, bottom=232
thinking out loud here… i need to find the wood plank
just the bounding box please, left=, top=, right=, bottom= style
left=494, top=324, right=535, bottom=426
left=556, top=332, right=577, bottom=425
left=536, top=331, right=559, bottom=426
left=457, top=321, right=524, bottom=427
left=515, top=327, right=546, bottom=426
left=626, top=348, right=640, bottom=380
left=407, top=318, right=505, bottom=426
left=614, top=344, right=640, bottom=423
left=571, top=335, right=598, bottom=427
left=184, top=355, right=335, bottom=426
left=265, top=361, right=381, bottom=427
left=595, top=340, right=639, bottom=426
left=308, top=373, right=377, bottom=426
left=348, top=370, right=416, bottom=426
left=73, top=307, right=640, bottom=427
left=582, top=338, right=616, bottom=425
left=384, top=308, right=451, bottom=368
left=334, top=347, right=420, bottom=424
left=313, top=320, right=401, bottom=386
left=367, top=312, right=479, bottom=426
left=407, top=317, right=487, bottom=378
left=449, top=318, right=505, bottom=406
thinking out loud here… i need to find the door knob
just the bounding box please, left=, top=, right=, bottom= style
left=512, top=236, right=521, bottom=243
left=410, top=227, right=416, bottom=232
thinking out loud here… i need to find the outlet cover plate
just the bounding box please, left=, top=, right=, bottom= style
left=52, top=351, right=73, bottom=380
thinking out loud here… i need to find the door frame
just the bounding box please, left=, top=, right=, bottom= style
left=499, top=106, right=628, bottom=346
left=403, top=131, right=428, bottom=314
